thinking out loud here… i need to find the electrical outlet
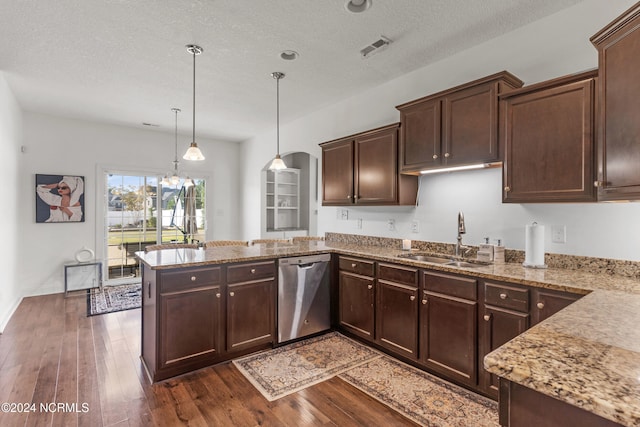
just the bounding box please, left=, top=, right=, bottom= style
left=411, top=220, right=420, bottom=233
left=551, top=225, right=566, bottom=243
left=388, top=219, right=396, bottom=231
left=341, top=209, right=349, bottom=220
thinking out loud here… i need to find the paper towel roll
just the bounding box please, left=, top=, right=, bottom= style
left=523, top=222, right=546, bottom=268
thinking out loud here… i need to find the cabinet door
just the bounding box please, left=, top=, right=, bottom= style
left=480, top=306, right=529, bottom=399
left=227, top=279, right=275, bottom=352
left=532, top=288, right=580, bottom=325
left=354, top=127, right=399, bottom=204
left=376, top=280, right=418, bottom=359
left=398, top=98, right=441, bottom=172
left=592, top=4, right=640, bottom=201
left=321, top=138, right=354, bottom=205
left=443, top=82, right=499, bottom=166
left=420, top=289, right=478, bottom=386
left=502, top=74, right=596, bottom=202
left=159, top=285, right=222, bottom=371
left=338, top=271, right=375, bottom=341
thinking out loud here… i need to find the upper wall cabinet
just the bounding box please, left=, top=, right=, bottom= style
left=396, top=71, right=523, bottom=174
left=320, top=123, right=417, bottom=206
left=591, top=3, right=640, bottom=201
left=500, top=70, right=597, bottom=203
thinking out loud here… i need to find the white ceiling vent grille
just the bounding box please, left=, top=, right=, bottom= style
left=360, top=36, right=392, bottom=59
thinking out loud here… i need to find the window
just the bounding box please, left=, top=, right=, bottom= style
left=104, top=173, right=206, bottom=284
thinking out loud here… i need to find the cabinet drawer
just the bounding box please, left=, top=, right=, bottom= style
left=423, top=271, right=477, bottom=300
left=377, top=263, right=418, bottom=286
left=160, top=266, right=222, bottom=293
left=227, top=261, right=276, bottom=283
left=339, top=256, right=375, bottom=277
left=485, top=282, right=529, bottom=312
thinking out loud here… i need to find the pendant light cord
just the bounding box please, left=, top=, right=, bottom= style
left=192, top=48, right=196, bottom=145
left=276, top=75, right=280, bottom=156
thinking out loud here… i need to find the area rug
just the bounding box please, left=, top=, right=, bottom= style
left=87, top=283, right=141, bottom=316
left=338, top=355, right=499, bottom=427
left=232, top=332, right=382, bottom=401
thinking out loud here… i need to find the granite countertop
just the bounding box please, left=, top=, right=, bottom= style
left=136, top=239, right=640, bottom=426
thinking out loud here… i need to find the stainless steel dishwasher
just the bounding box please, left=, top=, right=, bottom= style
left=277, top=253, right=331, bottom=344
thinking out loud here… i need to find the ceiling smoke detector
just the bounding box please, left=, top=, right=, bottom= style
left=360, top=36, right=392, bottom=59
left=345, top=0, right=372, bottom=13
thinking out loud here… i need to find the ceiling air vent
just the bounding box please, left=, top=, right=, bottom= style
left=360, top=36, right=392, bottom=59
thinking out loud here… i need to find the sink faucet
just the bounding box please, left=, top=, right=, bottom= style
left=455, top=211, right=471, bottom=258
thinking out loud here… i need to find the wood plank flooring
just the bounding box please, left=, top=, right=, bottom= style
left=0, top=293, right=417, bottom=426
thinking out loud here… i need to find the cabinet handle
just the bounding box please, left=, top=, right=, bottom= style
left=593, top=181, right=602, bottom=187
left=216, top=292, right=221, bottom=298
left=421, top=299, right=427, bottom=305
left=504, top=186, right=511, bottom=192
left=432, top=154, right=438, bottom=160
left=250, top=268, right=256, bottom=274
left=367, top=284, right=373, bottom=290
left=229, top=291, right=235, bottom=297
left=444, top=152, right=450, bottom=158
left=191, top=276, right=197, bottom=281
left=537, top=302, right=545, bottom=309
left=351, top=263, right=357, bottom=268
left=499, top=293, right=507, bottom=300
left=147, top=282, right=151, bottom=299
left=347, top=195, right=352, bottom=199
left=410, top=295, right=415, bottom=301
left=484, top=314, right=491, bottom=321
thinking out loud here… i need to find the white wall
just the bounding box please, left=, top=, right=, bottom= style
left=240, top=0, right=640, bottom=261
left=0, top=73, right=23, bottom=332
left=18, top=112, right=241, bottom=296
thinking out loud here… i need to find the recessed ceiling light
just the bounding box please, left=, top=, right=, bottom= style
left=345, top=0, right=372, bottom=13
left=280, top=50, right=299, bottom=61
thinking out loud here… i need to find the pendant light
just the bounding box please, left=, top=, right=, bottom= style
left=161, top=108, right=194, bottom=188
left=183, top=44, right=205, bottom=161
left=269, top=72, right=287, bottom=170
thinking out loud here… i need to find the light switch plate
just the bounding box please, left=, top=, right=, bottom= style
left=411, top=220, right=420, bottom=233
left=551, top=225, right=566, bottom=243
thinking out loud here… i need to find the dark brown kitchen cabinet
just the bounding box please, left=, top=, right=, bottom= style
left=338, top=256, right=375, bottom=341
left=531, top=287, right=581, bottom=325
left=142, top=264, right=224, bottom=381
left=420, top=271, right=478, bottom=387
left=501, top=70, right=597, bottom=203
left=479, top=281, right=530, bottom=399
left=397, top=71, right=523, bottom=174
left=375, top=263, right=419, bottom=359
left=591, top=3, right=640, bottom=201
left=226, top=261, right=276, bottom=353
left=320, top=123, right=417, bottom=206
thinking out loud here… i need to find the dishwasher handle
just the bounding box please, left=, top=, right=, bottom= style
left=297, top=262, right=317, bottom=270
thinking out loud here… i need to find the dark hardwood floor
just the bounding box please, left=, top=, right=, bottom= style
left=0, top=293, right=417, bottom=426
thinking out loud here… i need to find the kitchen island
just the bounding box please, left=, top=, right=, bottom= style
left=137, top=236, right=640, bottom=426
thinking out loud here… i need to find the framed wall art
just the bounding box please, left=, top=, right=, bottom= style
left=35, top=174, right=85, bottom=223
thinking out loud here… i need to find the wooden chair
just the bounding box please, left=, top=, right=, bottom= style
left=292, top=236, right=325, bottom=242
left=144, top=243, right=199, bottom=252
left=203, top=240, right=249, bottom=248
left=250, top=238, right=292, bottom=245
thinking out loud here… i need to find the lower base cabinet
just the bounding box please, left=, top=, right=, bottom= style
left=420, top=271, right=478, bottom=387
left=227, top=279, right=276, bottom=352
left=338, top=257, right=376, bottom=341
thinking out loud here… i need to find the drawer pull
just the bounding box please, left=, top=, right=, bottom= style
left=499, top=293, right=507, bottom=300
left=191, top=276, right=197, bottom=281
left=250, top=268, right=256, bottom=274
left=432, top=154, right=438, bottom=160
left=216, top=292, right=221, bottom=298
left=537, top=302, right=545, bottom=309
left=484, top=314, right=491, bottom=321
left=421, top=299, right=427, bottom=305
left=351, top=263, right=357, bottom=268
left=367, top=284, right=373, bottom=290
left=410, top=295, right=415, bottom=301
left=444, top=152, right=450, bottom=158
left=229, top=291, right=235, bottom=297
left=504, top=186, right=511, bottom=192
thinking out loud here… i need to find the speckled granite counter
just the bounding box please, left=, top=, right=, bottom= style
left=136, top=238, right=640, bottom=426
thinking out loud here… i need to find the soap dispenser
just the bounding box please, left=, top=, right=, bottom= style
left=493, top=239, right=505, bottom=264
left=477, top=237, right=494, bottom=262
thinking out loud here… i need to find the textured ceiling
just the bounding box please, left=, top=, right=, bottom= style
left=0, top=0, right=584, bottom=142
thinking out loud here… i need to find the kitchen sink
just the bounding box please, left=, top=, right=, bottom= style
left=445, top=260, right=488, bottom=268
left=397, top=253, right=452, bottom=264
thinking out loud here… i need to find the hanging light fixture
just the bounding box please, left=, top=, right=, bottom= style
left=269, top=72, right=287, bottom=170
left=183, top=44, right=205, bottom=161
left=161, top=108, right=194, bottom=188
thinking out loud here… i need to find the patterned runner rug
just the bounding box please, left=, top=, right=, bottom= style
left=232, top=332, right=381, bottom=401
left=338, top=355, right=499, bottom=427
left=87, top=283, right=141, bottom=316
